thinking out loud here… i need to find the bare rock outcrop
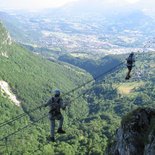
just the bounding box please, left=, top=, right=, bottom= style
left=106, top=108, right=155, bottom=155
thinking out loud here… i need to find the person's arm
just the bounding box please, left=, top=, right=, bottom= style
left=44, top=98, right=52, bottom=107
left=60, top=98, right=68, bottom=110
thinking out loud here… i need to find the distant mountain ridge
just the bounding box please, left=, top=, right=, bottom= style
left=1, top=5, right=155, bottom=39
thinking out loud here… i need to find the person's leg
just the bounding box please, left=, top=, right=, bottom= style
left=126, top=67, right=132, bottom=79
left=58, top=115, right=64, bottom=129
left=50, top=119, right=55, bottom=139
left=128, top=68, right=132, bottom=77
left=57, top=115, right=66, bottom=134
left=126, top=70, right=130, bottom=79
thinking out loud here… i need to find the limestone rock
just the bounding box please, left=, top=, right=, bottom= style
left=106, top=108, right=155, bottom=155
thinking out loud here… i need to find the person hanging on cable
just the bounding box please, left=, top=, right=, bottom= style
left=44, top=89, right=68, bottom=142
left=125, top=52, right=135, bottom=80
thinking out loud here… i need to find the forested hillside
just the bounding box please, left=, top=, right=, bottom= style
left=0, top=22, right=155, bottom=154
left=0, top=22, right=92, bottom=154
left=59, top=54, right=121, bottom=78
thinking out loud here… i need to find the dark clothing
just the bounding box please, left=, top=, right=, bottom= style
left=49, top=111, right=63, bottom=121
left=45, top=96, right=65, bottom=120
left=127, top=66, right=132, bottom=71
left=126, top=53, right=135, bottom=80
left=45, top=96, right=66, bottom=138
left=50, top=116, right=64, bottom=137
left=126, top=54, right=135, bottom=67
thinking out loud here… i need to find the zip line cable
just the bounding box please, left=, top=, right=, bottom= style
left=69, top=70, right=123, bottom=104
left=32, top=82, right=123, bottom=154
left=0, top=105, right=43, bottom=128
left=33, top=64, right=155, bottom=154
left=0, top=114, right=47, bottom=142
left=0, top=61, right=124, bottom=129
left=0, top=62, right=124, bottom=142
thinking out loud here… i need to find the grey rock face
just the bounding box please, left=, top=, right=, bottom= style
left=106, top=108, right=155, bottom=155
left=144, top=133, right=155, bottom=155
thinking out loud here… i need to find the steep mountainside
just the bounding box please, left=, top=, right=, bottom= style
left=0, top=22, right=93, bottom=154
left=0, top=22, right=91, bottom=104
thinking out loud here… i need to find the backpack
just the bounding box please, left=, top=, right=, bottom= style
left=49, top=97, right=61, bottom=115
left=127, top=56, right=133, bottom=64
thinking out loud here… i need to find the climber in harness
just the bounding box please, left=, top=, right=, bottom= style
left=44, top=89, right=68, bottom=142
left=125, top=52, right=135, bottom=80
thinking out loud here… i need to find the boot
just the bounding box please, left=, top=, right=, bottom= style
left=125, top=76, right=129, bottom=80
left=57, top=128, right=66, bottom=134
left=48, top=136, right=55, bottom=142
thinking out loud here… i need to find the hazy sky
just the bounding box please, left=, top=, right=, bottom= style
left=0, top=0, right=154, bottom=11
left=0, top=0, right=77, bottom=10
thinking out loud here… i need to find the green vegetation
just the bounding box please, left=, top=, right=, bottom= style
left=0, top=22, right=155, bottom=154
left=0, top=22, right=92, bottom=154
left=59, top=54, right=122, bottom=78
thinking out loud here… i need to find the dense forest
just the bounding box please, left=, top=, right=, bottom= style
left=58, top=54, right=121, bottom=78
left=0, top=22, right=155, bottom=154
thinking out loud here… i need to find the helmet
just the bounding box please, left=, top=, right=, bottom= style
left=54, top=89, right=60, bottom=96
left=130, top=52, right=134, bottom=55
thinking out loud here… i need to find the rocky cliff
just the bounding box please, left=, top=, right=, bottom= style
left=106, top=108, right=155, bottom=155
